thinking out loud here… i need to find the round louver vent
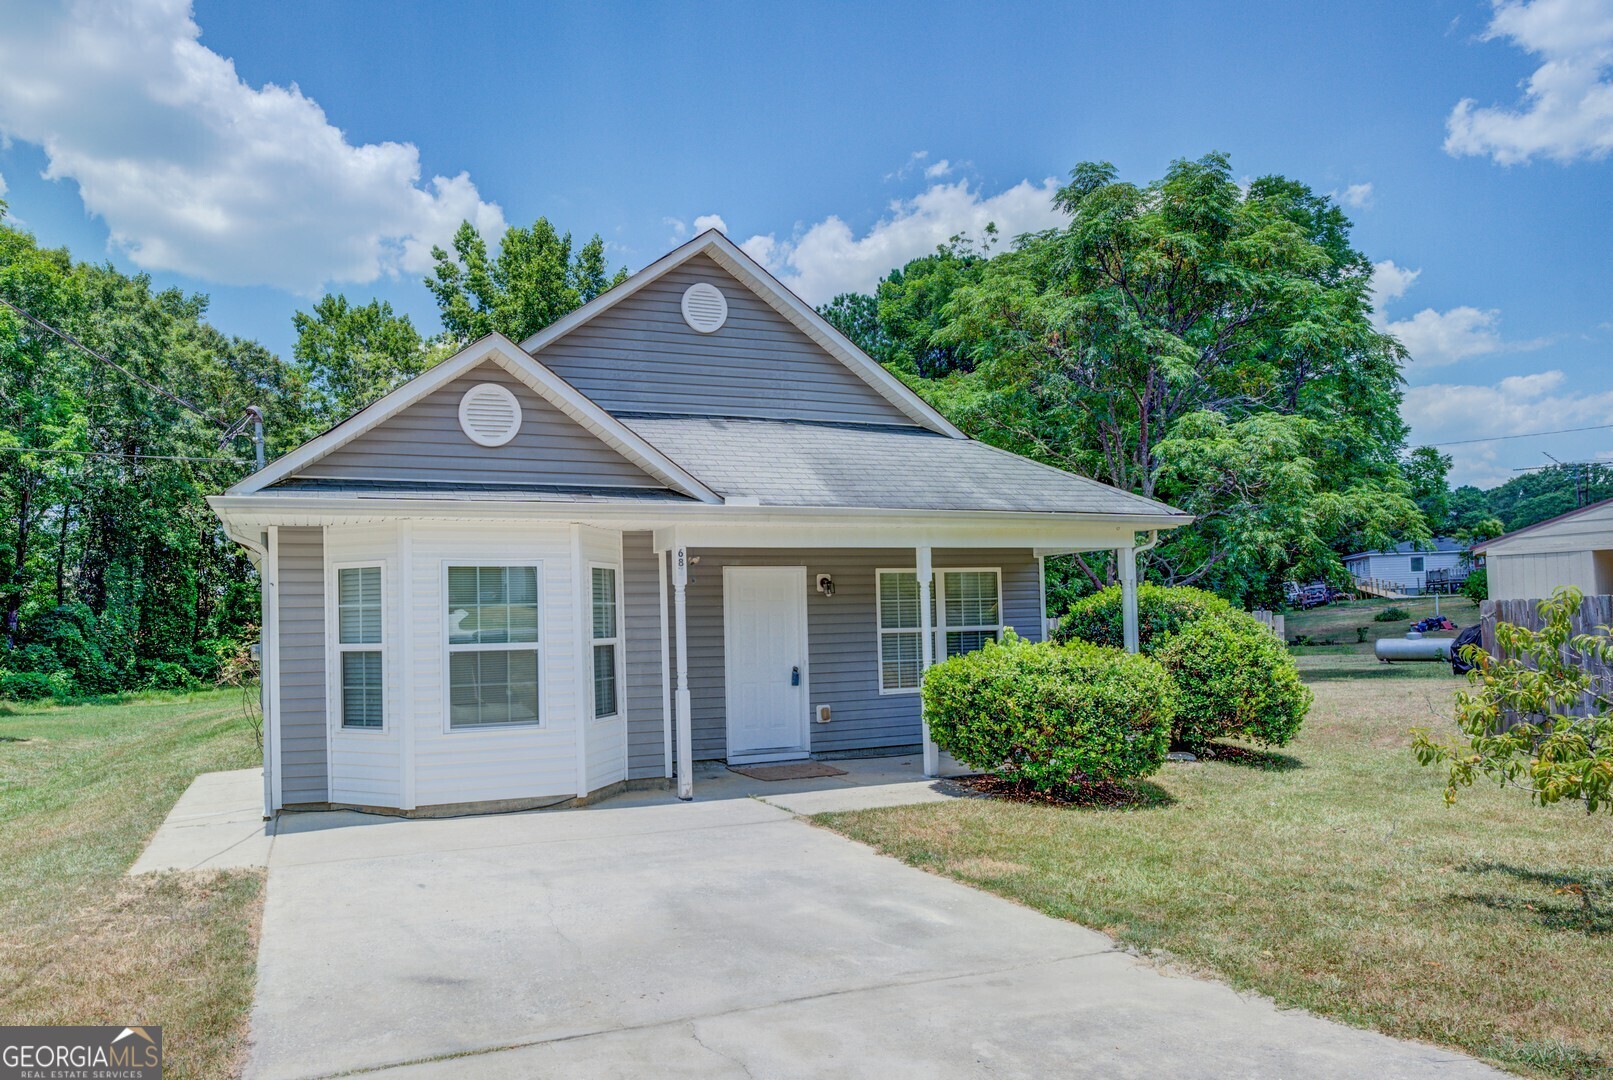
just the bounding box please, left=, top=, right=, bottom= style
left=681, top=282, right=728, bottom=333
left=458, top=383, right=522, bottom=447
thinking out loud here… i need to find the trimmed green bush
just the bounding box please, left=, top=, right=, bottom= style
left=923, top=631, right=1175, bottom=793
left=1056, top=583, right=1238, bottom=652
left=1057, top=583, right=1311, bottom=749
left=1373, top=606, right=1410, bottom=623
left=1156, top=618, right=1312, bottom=747
left=1460, top=567, right=1488, bottom=603
left=0, top=670, right=57, bottom=702
left=139, top=661, right=199, bottom=693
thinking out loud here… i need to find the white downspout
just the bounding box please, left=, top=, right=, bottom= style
left=917, top=545, right=938, bottom=777
left=673, top=545, right=694, bottom=800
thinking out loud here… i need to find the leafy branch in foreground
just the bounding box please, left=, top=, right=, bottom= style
left=1412, top=587, right=1613, bottom=815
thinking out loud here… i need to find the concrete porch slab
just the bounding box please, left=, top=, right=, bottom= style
left=129, top=767, right=270, bottom=874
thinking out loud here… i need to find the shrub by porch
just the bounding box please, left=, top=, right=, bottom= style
left=922, top=632, right=1175, bottom=794
left=1058, top=584, right=1312, bottom=750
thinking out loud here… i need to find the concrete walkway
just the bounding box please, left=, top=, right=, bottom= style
left=245, top=768, right=1503, bottom=1080
left=129, top=767, right=271, bottom=874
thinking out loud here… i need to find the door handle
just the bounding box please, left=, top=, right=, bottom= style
left=791, top=666, right=801, bottom=686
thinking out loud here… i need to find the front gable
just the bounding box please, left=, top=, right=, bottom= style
left=531, top=253, right=913, bottom=425
left=229, top=335, right=720, bottom=501
left=287, top=361, right=663, bottom=489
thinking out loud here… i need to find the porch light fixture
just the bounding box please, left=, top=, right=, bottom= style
left=816, top=573, right=835, bottom=597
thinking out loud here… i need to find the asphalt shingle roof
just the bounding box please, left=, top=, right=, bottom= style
left=618, top=415, right=1187, bottom=518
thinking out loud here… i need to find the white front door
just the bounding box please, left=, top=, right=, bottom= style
left=723, top=566, right=809, bottom=761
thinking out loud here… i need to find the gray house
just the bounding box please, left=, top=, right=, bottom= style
left=210, top=230, right=1188, bottom=816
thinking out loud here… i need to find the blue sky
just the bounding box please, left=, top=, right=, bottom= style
left=1, top=0, right=1609, bottom=487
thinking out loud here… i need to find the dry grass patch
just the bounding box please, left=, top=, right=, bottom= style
left=818, top=655, right=1613, bottom=1079
left=0, top=691, right=264, bottom=1079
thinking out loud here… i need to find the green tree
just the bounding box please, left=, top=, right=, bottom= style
left=875, top=237, right=990, bottom=378
left=1402, top=446, right=1453, bottom=536
left=426, top=218, right=627, bottom=344
left=1414, top=587, right=1613, bottom=818
left=932, top=154, right=1423, bottom=602
left=817, top=292, right=885, bottom=360
left=292, top=295, right=443, bottom=421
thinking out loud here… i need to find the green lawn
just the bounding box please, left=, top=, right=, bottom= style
left=0, top=690, right=264, bottom=1079
left=817, top=655, right=1613, bottom=1079
left=1286, top=594, right=1480, bottom=654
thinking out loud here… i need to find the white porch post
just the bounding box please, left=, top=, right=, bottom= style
left=1119, top=544, right=1140, bottom=654
left=673, top=545, right=695, bottom=800
left=917, top=545, right=939, bottom=777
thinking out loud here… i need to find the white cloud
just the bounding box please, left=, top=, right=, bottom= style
left=1370, top=258, right=1537, bottom=369
left=739, top=178, right=1064, bottom=304
left=1445, top=0, right=1613, bottom=164
left=884, top=150, right=930, bottom=182
left=692, top=214, right=728, bottom=235
left=664, top=216, right=689, bottom=241
left=1405, top=371, right=1613, bottom=484
left=923, top=158, right=952, bottom=178
left=0, top=0, right=504, bottom=293
left=1336, top=182, right=1374, bottom=209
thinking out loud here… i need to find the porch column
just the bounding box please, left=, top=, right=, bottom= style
left=673, top=546, right=694, bottom=800
left=1119, top=544, right=1140, bottom=654
left=917, top=545, right=939, bottom=777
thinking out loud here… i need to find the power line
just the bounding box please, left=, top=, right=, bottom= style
left=0, top=445, right=248, bottom=464
left=1422, top=422, right=1613, bottom=448
left=0, top=295, right=228, bottom=429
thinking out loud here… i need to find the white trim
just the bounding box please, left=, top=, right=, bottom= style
left=439, top=560, right=545, bottom=734
left=721, top=564, right=812, bottom=763
left=1037, top=554, right=1050, bottom=642
left=570, top=527, right=589, bottom=796
left=659, top=549, right=673, bottom=779
left=227, top=334, right=721, bottom=503
left=673, top=546, right=693, bottom=800
left=265, top=526, right=283, bottom=813
left=587, top=560, right=624, bottom=721
left=517, top=230, right=966, bottom=439
left=398, top=523, right=416, bottom=810
left=326, top=560, right=388, bottom=735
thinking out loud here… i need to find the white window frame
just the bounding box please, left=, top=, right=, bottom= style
left=589, top=561, right=624, bottom=722
left=875, top=566, right=1004, bottom=694
left=329, top=560, right=386, bottom=734
left=939, top=567, right=1004, bottom=660
left=441, top=561, right=544, bottom=734
left=876, top=567, right=931, bottom=696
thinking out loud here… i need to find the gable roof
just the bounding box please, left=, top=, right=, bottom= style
left=227, top=334, right=721, bottom=502
left=1471, top=496, right=1613, bottom=554
left=518, top=230, right=966, bottom=438
left=616, top=415, right=1189, bottom=520
left=1345, top=537, right=1466, bottom=560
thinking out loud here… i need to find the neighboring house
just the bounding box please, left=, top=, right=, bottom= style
left=209, top=230, right=1188, bottom=817
left=1472, top=497, right=1613, bottom=602
left=1343, top=538, right=1465, bottom=595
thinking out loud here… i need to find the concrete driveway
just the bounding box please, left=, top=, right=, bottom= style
left=248, top=772, right=1502, bottom=1079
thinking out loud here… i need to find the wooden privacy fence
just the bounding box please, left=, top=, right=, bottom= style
left=1479, top=594, right=1613, bottom=719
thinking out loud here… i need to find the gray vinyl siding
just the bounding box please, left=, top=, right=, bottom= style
left=622, top=532, right=667, bottom=779
left=292, top=363, right=661, bottom=488
left=277, top=526, right=328, bottom=803
left=676, top=548, right=1043, bottom=761
left=534, top=255, right=918, bottom=427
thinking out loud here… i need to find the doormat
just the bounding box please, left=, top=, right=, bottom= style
left=729, top=761, right=847, bottom=781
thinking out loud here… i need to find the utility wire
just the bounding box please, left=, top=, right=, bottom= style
left=0, top=295, right=229, bottom=429
left=1423, top=422, right=1613, bottom=448
left=0, top=445, right=248, bottom=464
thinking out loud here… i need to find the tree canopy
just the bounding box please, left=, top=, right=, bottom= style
left=823, top=154, right=1431, bottom=604
left=426, top=218, right=626, bottom=344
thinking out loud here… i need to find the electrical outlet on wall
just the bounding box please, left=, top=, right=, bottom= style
left=815, top=704, right=831, bottom=724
